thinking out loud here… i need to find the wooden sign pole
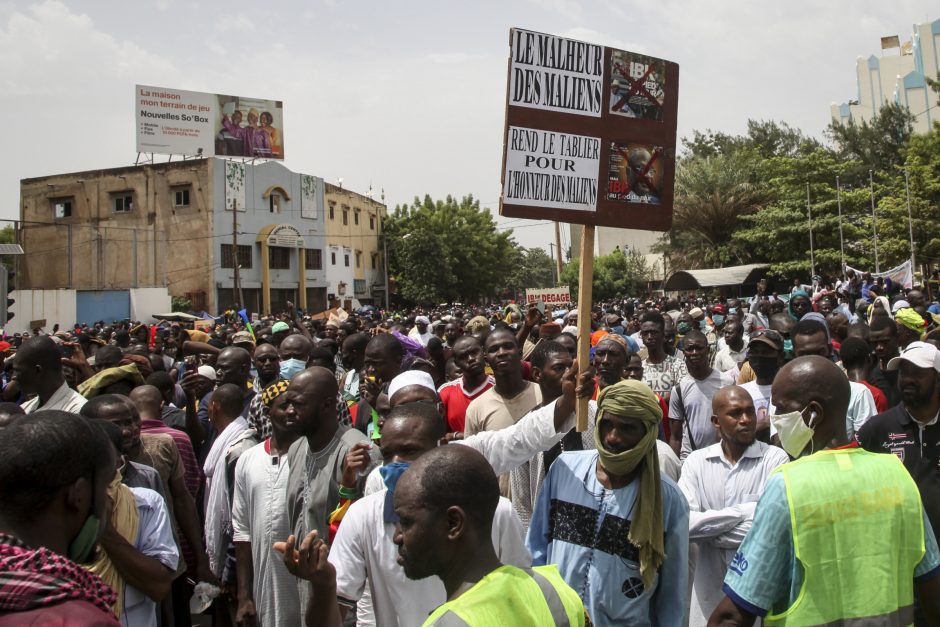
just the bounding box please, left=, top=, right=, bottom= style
left=576, top=224, right=595, bottom=432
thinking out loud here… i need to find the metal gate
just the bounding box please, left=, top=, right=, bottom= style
left=76, top=290, right=130, bottom=326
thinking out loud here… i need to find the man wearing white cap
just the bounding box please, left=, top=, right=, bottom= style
left=387, top=369, right=438, bottom=405
left=408, top=315, right=433, bottom=347
left=859, top=341, right=940, bottom=542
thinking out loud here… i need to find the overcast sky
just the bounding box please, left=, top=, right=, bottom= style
left=1, top=1, right=936, bottom=253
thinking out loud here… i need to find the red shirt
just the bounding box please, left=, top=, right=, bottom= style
left=439, top=375, right=495, bottom=433
left=140, top=418, right=203, bottom=498
left=860, top=380, right=889, bottom=414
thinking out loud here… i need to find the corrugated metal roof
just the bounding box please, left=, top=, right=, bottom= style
left=0, top=244, right=24, bottom=255
left=664, top=263, right=769, bottom=290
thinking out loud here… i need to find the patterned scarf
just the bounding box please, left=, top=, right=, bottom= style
left=0, top=533, right=116, bottom=615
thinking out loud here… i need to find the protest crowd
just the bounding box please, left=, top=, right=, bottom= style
left=5, top=269, right=940, bottom=626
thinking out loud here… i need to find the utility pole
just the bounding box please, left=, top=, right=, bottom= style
left=548, top=243, right=557, bottom=283
left=904, top=167, right=916, bottom=277
left=383, top=236, right=390, bottom=310
left=806, top=182, right=815, bottom=278
left=553, top=221, right=563, bottom=285
left=378, top=215, right=389, bottom=310
left=870, top=169, right=880, bottom=273
left=836, top=176, right=846, bottom=280
left=232, top=198, right=243, bottom=311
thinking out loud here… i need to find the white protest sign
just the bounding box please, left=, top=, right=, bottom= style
left=509, top=29, right=604, bottom=117
left=525, top=287, right=572, bottom=305
left=504, top=126, right=600, bottom=211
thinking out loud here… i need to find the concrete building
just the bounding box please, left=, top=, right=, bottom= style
left=323, top=183, right=387, bottom=308
left=16, top=157, right=376, bottom=323
left=831, top=18, right=939, bottom=134
left=569, top=224, right=666, bottom=283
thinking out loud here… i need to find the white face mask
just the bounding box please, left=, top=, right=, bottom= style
left=770, top=406, right=817, bottom=459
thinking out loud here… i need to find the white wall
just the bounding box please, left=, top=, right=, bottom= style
left=9, top=289, right=77, bottom=333
left=130, top=288, right=172, bottom=324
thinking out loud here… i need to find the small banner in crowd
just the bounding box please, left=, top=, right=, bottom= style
left=845, top=260, right=913, bottom=290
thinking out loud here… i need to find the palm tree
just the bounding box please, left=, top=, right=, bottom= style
left=655, top=151, right=769, bottom=269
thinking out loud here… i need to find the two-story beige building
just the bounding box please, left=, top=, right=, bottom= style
left=18, top=158, right=385, bottom=324
left=323, top=182, right=387, bottom=308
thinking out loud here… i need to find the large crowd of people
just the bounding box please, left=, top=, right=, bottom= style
left=2, top=271, right=940, bottom=626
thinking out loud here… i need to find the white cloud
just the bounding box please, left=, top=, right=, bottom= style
left=0, top=1, right=176, bottom=96
left=528, top=0, right=582, bottom=21
left=428, top=51, right=487, bottom=64
left=216, top=14, right=255, bottom=33
left=557, top=26, right=645, bottom=54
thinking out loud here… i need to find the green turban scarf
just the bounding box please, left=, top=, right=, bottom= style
left=595, top=379, right=664, bottom=590
left=896, top=307, right=926, bottom=339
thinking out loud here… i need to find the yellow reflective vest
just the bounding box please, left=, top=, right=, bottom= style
left=423, top=564, right=587, bottom=626
left=766, top=448, right=924, bottom=626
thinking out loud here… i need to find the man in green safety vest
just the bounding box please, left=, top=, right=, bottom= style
left=708, top=355, right=940, bottom=626
left=393, top=445, right=588, bottom=626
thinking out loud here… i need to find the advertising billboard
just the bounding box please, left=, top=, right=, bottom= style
left=136, top=85, right=284, bottom=159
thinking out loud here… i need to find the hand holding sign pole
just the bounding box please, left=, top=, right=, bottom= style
left=499, top=28, right=678, bottom=431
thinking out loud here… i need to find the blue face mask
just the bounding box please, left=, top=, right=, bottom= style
left=279, top=358, right=307, bottom=381
left=783, top=339, right=793, bottom=357
left=712, top=314, right=725, bottom=326
left=380, top=461, right=411, bottom=523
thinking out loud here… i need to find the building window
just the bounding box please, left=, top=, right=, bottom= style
left=329, top=203, right=335, bottom=220
left=52, top=198, right=73, bottom=219
left=221, top=244, right=253, bottom=269
left=354, top=210, right=360, bottom=226
left=354, top=279, right=366, bottom=294
left=342, top=208, right=349, bottom=225
left=269, top=247, right=291, bottom=270
left=355, top=250, right=361, bottom=268
left=173, top=187, right=191, bottom=207
left=344, top=253, right=350, bottom=267
left=269, top=194, right=281, bottom=213
left=305, top=248, right=322, bottom=270
left=371, top=254, right=377, bottom=270
left=369, top=215, right=375, bottom=230
left=330, top=251, right=337, bottom=265
left=113, top=192, right=134, bottom=214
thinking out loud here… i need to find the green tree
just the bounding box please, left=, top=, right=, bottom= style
left=560, top=247, right=653, bottom=301
left=653, top=149, right=770, bottom=269
left=875, top=122, right=940, bottom=269
left=385, top=195, right=519, bottom=304
left=827, top=102, right=916, bottom=174
left=733, top=148, right=875, bottom=278
left=171, top=296, right=192, bottom=312
left=0, top=226, right=13, bottom=245
left=506, top=247, right=556, bottom=293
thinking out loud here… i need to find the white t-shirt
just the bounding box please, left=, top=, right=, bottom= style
left=713, top=346, right=747, bottom=373
left=329, top=490, right=531, bottom=627
left=846, top=381, right=877, bottom=440
left=740, top=380, right=774, bottom=433
left=670, top=369, right=735, bottom=461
